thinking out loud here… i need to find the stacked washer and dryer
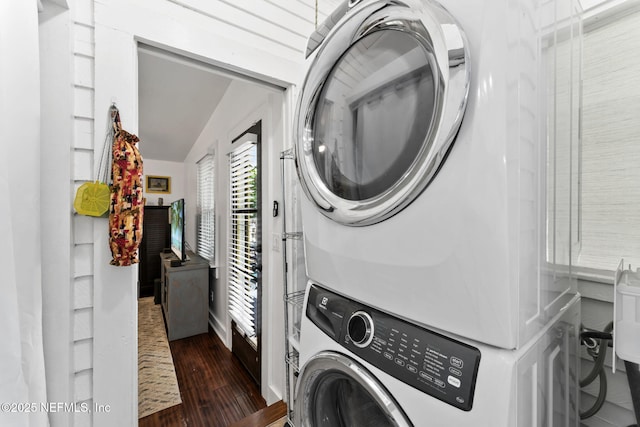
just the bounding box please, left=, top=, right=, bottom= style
left=292, top=0, right=583, bottom=425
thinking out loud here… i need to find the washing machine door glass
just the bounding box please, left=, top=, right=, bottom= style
left=295, top=352, right=412, bottom=427
left=295, top=0, right=469, bottom=226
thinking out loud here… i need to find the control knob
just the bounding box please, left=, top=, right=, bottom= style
left=347, top=311, right=374, bottom=348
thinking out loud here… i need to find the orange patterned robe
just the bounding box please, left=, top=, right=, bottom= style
left=109, top=122, right=144, bottom=266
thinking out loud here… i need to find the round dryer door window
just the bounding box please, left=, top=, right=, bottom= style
left=295, top=352, right=412, bottom=427
left=295, top=0, right=469, bottom=226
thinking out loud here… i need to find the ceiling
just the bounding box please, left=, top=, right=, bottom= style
left=137, top=47, right=233, bottom=162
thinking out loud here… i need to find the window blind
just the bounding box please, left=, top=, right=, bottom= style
left=577, top=9, right=640, bottom=270
left=228, top=142, right=258, bottom=337
left=196, top=154, right=215, bottom=262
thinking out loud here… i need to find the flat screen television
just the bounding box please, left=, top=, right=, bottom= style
left=170, top=198, right=186, bottom=262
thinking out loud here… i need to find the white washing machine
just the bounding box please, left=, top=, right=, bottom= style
left=295, top=283, right=581, bottom=426
left=293, top=0, right=582, bottom=350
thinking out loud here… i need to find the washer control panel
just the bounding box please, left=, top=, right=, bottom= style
left=306, top=284, right=481, bottom=411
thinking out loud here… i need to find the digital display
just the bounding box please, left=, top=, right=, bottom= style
left=170, top=198, right=185, bottom=262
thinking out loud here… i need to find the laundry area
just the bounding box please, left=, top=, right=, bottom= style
left=3, top=0, right=640, bottom=427
left=284, top=1, right=640, bottom=426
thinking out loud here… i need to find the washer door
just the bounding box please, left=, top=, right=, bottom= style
left=294, top=0, right=469, bottom=226
left=295, top=351, right=412, bottom=427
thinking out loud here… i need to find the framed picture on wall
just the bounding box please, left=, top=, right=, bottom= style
left=146, top=175, right=171, bottom=194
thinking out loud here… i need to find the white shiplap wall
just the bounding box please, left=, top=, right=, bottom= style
left=72, top=1, right=96, bottom=426
left=165, top=0, right=341, bottom=59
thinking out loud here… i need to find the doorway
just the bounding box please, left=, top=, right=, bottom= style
left=229, top=122, right=262, bottom=386
left=135, top=42, right=286, bottom=418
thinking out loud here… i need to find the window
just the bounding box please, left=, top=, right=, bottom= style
left=228, top=140, right=259, bottom=339
left=196, top=154, right=215, bottom=262
left=577, top=6, right=640, bottom=271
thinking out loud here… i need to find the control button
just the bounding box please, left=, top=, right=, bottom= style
left=450, top=357, right=464, bottom=368
left=419, top=372, right=433, bottom=382
left=384, top=352, right=393, bottom=360
left=449, top=367, right=462, bottom=376
left=407, top=365, right=418, bottom=374
left=395, top=358, right=405, bottom=367
left=456, top=397, right=465, bottom=404
left=448, top=376, right=461, bottom=388
left=347, top=311, right=374, bottom=348
left=435, top=379, right=446, bottom=388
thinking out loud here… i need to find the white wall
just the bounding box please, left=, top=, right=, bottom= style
left=142, top=159, right=186, bottom=207
left=184, top=79, right=286, bottom=403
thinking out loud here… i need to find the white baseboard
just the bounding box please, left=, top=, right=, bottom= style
left=209, top=309, right=227, bottom=345
left=265, top=384, right=283, bottom=407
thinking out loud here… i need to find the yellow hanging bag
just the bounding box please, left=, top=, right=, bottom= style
left=73, top=104, right=117, bottom=217
left=74, top=181, right=111, bottom=217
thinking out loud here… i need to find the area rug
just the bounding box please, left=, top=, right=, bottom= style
left=138, top=297, right=182, bottom=418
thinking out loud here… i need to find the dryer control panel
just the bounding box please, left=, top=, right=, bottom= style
left=306, top=284, right=481, bottom=411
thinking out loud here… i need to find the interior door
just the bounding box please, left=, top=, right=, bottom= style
left=228, top=122, right=262, bottom=386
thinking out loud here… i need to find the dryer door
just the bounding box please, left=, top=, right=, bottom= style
left=294, top=0, right=469, bottom=226
left=295, top=351, right=412, bottom=427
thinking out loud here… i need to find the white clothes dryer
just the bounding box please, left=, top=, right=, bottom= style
left=293, top=0, right=582, bottom=349
left=295, top=282, right=581, bottom=427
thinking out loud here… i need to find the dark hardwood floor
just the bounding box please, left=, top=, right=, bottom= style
left=139, top=327, right=285, bottom=427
